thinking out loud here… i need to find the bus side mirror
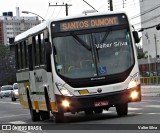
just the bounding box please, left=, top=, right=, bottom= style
left=156, top=24, right=160, bottom=30
left=132, top=31, right=140, bottom=43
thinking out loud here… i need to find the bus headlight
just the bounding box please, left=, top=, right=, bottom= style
left=130, top=91, right=138, bottom=99
left=56, top=83, right=73, bottom=96
left=128, top=80, right=137, bottom=88
left=128, top=73, right=139, bottom=89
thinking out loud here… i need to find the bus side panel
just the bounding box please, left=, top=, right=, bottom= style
left=33, top=69, right=57, bottom=112
left=47, top=72, right=57, bottom=112
left=16, top=72, right=29, bottom=109
left=29, top=71, right=40, bottom=110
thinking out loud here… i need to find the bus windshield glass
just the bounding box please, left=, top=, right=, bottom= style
left=53, top=28, right=134, bottom=79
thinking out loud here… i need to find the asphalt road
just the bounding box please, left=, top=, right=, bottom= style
left=0, top=96, right=160, bottom=133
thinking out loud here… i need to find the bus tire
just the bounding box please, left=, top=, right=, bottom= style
left=40, top=110, right=50, bottom=121
left=11, top=96, right=16, bottom=101
left=85, top=109, right=93, bottom=115
left=55, top=112, right=64, bottom=123
left=116, top=103, right=128, bottom=117
left=44, top=88, right=51, bottom=111
left=94, top=108, right=103, bottom=114
left=26, top=89, right=40, bottom=121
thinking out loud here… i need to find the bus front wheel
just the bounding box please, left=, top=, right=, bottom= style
left=94, top=108, right=103, bottom=114
left=116, top=103, right=128, bottom=117
left=40, top=111, right=50, bottom=121
left=85, top=109, right=93, bottom=115
left=54, top=112, right=64, bottom=123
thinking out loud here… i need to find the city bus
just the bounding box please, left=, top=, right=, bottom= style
left=14, top=12, right=141, bottom=123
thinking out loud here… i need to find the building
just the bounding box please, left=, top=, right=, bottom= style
left=0, top=20, right=4, bottom=45
left=140, top=0, right=160, bottom=58
left=0, top=7, right=41, bottom=85
left=0, top=7, right=41, bottom=45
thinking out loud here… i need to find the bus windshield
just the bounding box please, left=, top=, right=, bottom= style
left=53, top=28, right=134, bottom=79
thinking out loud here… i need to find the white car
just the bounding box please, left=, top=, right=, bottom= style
left=11, top=83, right=19, bottom=101
left=0, top=85, right=13, bottom=98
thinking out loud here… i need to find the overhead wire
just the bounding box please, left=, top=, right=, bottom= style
left=55, top=6, right=63, bottom=18
left=130, top=3, right=160, bottom=20
left=133, top=14, right=160, bottom=26
left=98, top=1, right=109, bottom=12
left=44, top=5, right=50, bottom=19
left=50, top=6, right=56, bottom=19
left=114, top=0, right=139, bottom=9
left=48, top=0, right=72, bottom=19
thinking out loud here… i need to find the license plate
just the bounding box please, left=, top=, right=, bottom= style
left=94, top=101, right=108, bottom=107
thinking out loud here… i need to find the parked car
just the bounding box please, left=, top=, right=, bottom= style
left=11, top=83, right=19, bottom=101
left=0, top=85, right=13, bottom=98
left=140, top=71, right=153, bottom=77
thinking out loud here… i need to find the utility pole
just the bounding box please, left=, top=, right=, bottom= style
left=108, top=0, right=113, bottom=11
left=122, top=0, right=126, bottom=8
left=154, top=34, right=158, bottom=81
left=49, top=3, right=72, bottom=16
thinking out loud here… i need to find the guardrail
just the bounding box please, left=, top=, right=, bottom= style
left=140, top=76, right=160, bottom=85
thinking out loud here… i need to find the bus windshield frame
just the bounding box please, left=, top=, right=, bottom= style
left=51, top=14, right=135, bottom=87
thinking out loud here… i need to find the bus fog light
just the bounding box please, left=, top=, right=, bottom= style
left=131, top=91, right=138, bottom=99
left=62, top=100, right=70, bottom=107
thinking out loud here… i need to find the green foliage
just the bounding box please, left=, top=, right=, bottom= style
left=137, top=51, right=148, bottom=59
left=0, top=44, right=8, bottom=59
left=0, top=44, right=16, bottom=85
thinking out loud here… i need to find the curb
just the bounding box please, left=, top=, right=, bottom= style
left=141, top=86, right=160, bottom=97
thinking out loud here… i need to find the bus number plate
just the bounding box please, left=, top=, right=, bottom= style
left=94, top=101, right=108, bottom=107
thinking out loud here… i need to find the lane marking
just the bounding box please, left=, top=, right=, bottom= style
left=145, top=105, right=160, bottom=108
left=9, top=121, right=27, bottom=124
left=18, top=130, right=32, bottom=133
left=136, top=112, right=160, bottom=115
left=128, top=107, right=142, bottom=111
left=0, top=101, right=20, bottom=105
left=0, top=114, right=29, bottom=119
left=143, top=100, right=160, bottom=103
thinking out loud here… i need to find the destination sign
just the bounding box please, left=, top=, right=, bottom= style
left=60, top=16, right=119, bottom=32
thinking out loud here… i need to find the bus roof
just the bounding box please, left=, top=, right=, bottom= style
left=14, top=20, right=51, bottom=42
left=14, top=11, right=127, bottom=42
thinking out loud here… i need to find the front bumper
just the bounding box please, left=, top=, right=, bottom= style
left=55, top=85, right=141, bottom=112
left=12, top=93, right=19, bottom=99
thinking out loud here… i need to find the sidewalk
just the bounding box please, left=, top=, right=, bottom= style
left=141, top=85, right=160, bottom=97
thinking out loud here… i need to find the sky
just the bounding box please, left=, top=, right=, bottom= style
left=0, top=0, right=141, bottom=29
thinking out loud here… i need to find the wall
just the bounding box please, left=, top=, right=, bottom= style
left=140, top=0, right=160, bottom=58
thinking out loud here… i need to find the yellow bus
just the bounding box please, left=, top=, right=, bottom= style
left=14, top=12, right=141, bottom=123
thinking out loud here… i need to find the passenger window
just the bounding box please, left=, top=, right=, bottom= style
left=24, top=40, right=29, bottom=68
left=18, top=43, right=22, bottom=69
left=15, top=44, right=19, bottom=70
left=40, top=33, right=45, bottom=65
left=32, top=36, right=37, bottom=67
left=35, top=35, right=40, bottom=66
left=22, top=41, right=25, bottom=69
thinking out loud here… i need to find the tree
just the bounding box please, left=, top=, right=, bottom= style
left=0, top=44, right=8, bottom=60
left=137, top=51, right=148, bottom=59
left=0, top=44, right=16, bottom=85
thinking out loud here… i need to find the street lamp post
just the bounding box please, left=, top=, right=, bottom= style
left=22, top=11, right=45, bottom=22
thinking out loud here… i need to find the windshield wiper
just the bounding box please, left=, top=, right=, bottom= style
left=71, top=33, right=91, bottom=51
left=100, top=31, right=110, bottom=44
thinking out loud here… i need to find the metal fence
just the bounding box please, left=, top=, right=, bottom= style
left=140, top=76, right=160, bottom=85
